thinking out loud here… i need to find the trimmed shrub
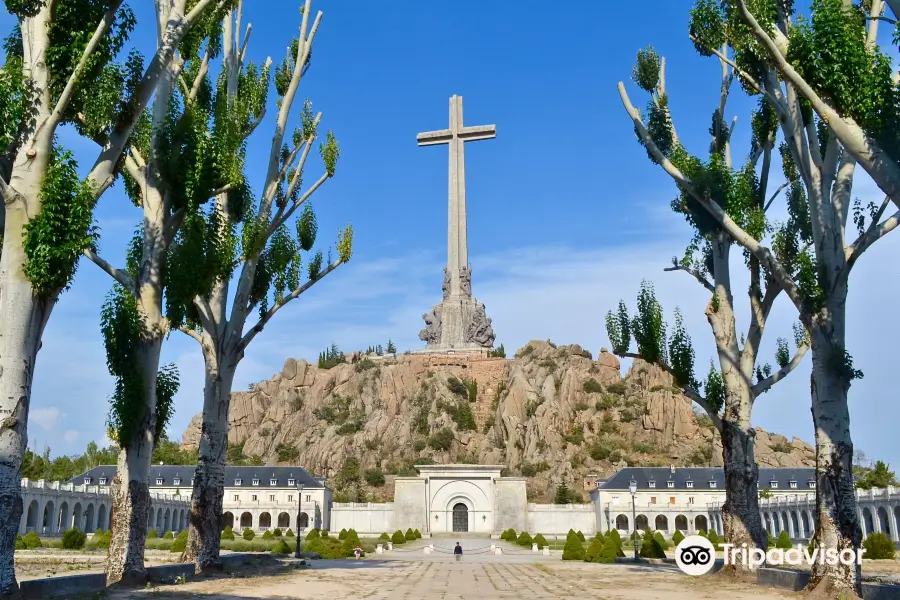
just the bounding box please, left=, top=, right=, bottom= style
left=146, top=528, right=158, bottom=539
left=405, top=528, right=415, bottom=541
left=243, top=528, right=255, bottom=540
left=533, top=533, right=548, bottom=549
left=639, top=530, right=666, bottom=559
left=222, top=526, right=235, bottom=540
left=271, top=539, right=292, bottom=554
left=163, top=530, right=174, bottom=539
left=562, top=533, right=586, bottom=561
left=864, top=532, right=896, bottom=559
left=672, top=530, right=685, bottom=546
left=306, top=528, right=320, bottom=540
left=500, top=528, right=517, bottom=542
left=706, top=529, right=721, bottom=550
left=22, top=531, right=41, bottom=550
left=516, top=531, right=533, bottom=547
left=584, top=537, right=604, bottom=562
left=93, top=530, right=112, bottom=550
left=285, top=528, right=295, bottom=537
left=767, top=532, right=776, bottom=548
left=15, top=535, right=25, bottom=550
left=654, top=531, right=669, bottom=550
left=391, top=530, right=406, bottom=545
left=414, top=529, right=422, bottom=539
left=302, top=536, right=347, bottom=559
left=338, top=528, right=348, bottom=540
left=273, top=528, right=283, bottom=537
left=171, top=530, right=188, bottom=553
left=775, top=530, right=792, bottom=550
left=577, top=530, right=585, bottom=542
left=607, top=529, right=625, bottom=557
left=262, top=530, right=274, bottom=540
left=62, top=528, right=87, bottom=550
left=378, top=532, right=390, bottom=541
left=597, top=536, right=620, bottom=563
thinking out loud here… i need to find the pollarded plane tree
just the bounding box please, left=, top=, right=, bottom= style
left=0, top=1, right=229, bottom=596
left=84, top=3, right=243, bottom=585
left=167, top=0, right=352, bottom=570
left=608, top=45, right=808, bottom=567
left=618, top=1, right=900, bottom=595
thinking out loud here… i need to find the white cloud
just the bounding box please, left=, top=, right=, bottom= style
left=31, top=408, right=62, bottom=432
left=63, top=430, right=79, bottom=443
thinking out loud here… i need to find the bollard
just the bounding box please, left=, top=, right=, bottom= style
left=424, top=547, right=431, bottom=554
left=376, top=544, right=383, bottom=554
left=542, top=547, right=550, bottom=556
left=532, top=543, right=538, bottom=552
left=430, top=543, right=434, bottom=550
left=494, top=547, right=502, bottom=555
left=490, top=544, right=496, bottom=551
left=387, top=542, right=393, bottom=551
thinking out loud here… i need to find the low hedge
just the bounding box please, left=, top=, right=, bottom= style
left=171, top=530, right=188, bottom=553
left=864, top=532, right=896, bottom=559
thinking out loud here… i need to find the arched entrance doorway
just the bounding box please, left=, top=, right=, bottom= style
left=452, top=503, right=468, bottom=533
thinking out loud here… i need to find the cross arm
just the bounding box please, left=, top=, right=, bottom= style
left=417, top=129, right=452, bottom=146
left=458, top=124, right=496, bottom=141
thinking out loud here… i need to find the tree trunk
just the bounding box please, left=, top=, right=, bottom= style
left=807, top=329, right=862, bottom=598
left=181, top=348, right=237, bottom=570
left=0, top=262, right=52, bottom=599
left=719, top=419, right=766, bottom=575
left=105, top=342, right=161, bottom=586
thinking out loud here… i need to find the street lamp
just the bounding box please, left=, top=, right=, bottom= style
left=629, top=479, right=639, bottom=561
left=294, top=483, right=305, bottom=558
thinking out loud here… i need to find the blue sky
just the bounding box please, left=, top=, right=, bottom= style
left=9, top=1, right=899, bottom=469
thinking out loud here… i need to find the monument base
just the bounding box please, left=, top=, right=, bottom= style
left=418, top=294, right=495, bottom=350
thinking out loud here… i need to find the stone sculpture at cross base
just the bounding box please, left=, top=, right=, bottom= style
left=416, top=95, right=497, bottom=351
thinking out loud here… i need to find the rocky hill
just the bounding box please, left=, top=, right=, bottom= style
left=182, top=340, right=815, bottom=502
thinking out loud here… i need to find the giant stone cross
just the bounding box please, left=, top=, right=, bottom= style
left=417, top=95, right=496, bottom=350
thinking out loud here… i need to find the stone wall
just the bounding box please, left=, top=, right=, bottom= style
left=526, top=503, right=596, bottom=535
left=330, top=502, right=394, bottom=535
left=493, top=478, right=527, bottom=533
left=394, top=478, right=427, bottom=532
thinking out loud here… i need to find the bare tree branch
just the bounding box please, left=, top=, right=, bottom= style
left=177, top=325, right=203, bottom=344
left=751, top=342, right=810, bottom=397
left=847, top=201, right=900, bottom=269
left=764, top=180, right=793, bottom=212
left=84, top=248, right=134, bottom=290
left=187, top=46, right=211, bottom=106
left=663, top=264, right=715, bottom=293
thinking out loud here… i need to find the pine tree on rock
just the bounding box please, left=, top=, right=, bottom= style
left=0, top=0, right=229, bottom=593
left=617, top=2, right=900, bottom=595
left=167, top=1, right=353, bottom=571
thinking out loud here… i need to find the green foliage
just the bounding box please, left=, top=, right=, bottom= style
left=163, top=530, right=174, bottom=539
left=446, top=376, right=468, bottom=398
left=317, top=343, right=346, bottom=369
left=306, top=528, right=320, bottom=540
left=405, top=528, right=415, bottom=541
left=533, top=533, right=548, bottom=548
left=386, top=339, right=396, bottom=354
left=378, top=532, right=390, bottom=541
left=285, top=529, right=295, bottom=538
left=563, top=424, right=584, bottom=446
left=222, top=526, right=235, bottom=540
left=640, top=530, right=666, bottom=558
left=582, top=378, right=602, bottom=394
left=562, top=532, right=586, bottom=561
left=555, top=483, right=579, bottom=504
left=703, top=361, right=725, bottom=413
left=863, top=532, right=896, bottom=559
left=22, top=531, right=41, bottom=550
left=364, top=468, right=385, bottom=487
left=654, top=531, right=669, bottom=550
left=500, top=529, right=517, bottom=542
left=14, top=535, right=25, bottom=551
left=262, top=530, right=274, bottom=540
left=271, top=539, right=292, bottom=554
left=171, top=530, right=188, bottom=553
left=706, top=529, right=722, bottom=550
left=605, top=300, right=632, bottom=355
left=62, top=528, right=86, bottom=550
left=775, top=530, right=792, bottom=549
left=338, top=528, right=347, bottom=540
left=488, top=344, right=506, bottom=358
left=428, top=427, right=454, bottom=451
left=672, top=530, right=685, bottom=546
left=668, top=308, right=697, bottom=389
left=855, top=460, right=897, bottom=489
left=391, top=530, right=406, bottom=545
left=438, top=396, right=476, bottom=431
left=243, top=528, right=255, bottom=540
left=631, top=46, right=661, bottom=92
left=516, top=531, right=533, bottom=547
left=632, top=281, right=666, bottom=363
left=276, top=443, right=301, bottom=462
left=414, top=529, right=421, bottom=539
left=768, top=532, right=776, bottom=547
left=146, top=528, right=158, bottom=539
left=774, top=337, right=790, bottom=369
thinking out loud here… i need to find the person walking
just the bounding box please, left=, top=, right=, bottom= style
left=454, top=542, right=463, bottom=561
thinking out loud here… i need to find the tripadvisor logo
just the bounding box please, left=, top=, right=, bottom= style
left=675, top=535, right=867, bottom=576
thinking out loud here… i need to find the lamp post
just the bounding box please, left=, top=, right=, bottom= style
left=294, top=483, right=305, bottom=558
left=629, top=479, right=639, bottom=561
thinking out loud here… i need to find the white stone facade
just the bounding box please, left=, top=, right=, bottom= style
left=20, top=478, right=189, bottom=536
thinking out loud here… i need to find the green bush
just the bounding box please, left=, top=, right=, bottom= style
left=500, top=528, right=517, bottom=542
left=243, top=528, right=255, bottom=540
left=22, top=531, right=41, bottom=550
left=285, top=528, right=295, bottom=537
left=262, top=530, right=274, bottom=540
left=391, top=530, right=406, bottom=545
left=171, top=530, right=188, bottom=553
left=577, top=530, right=585, bottom=542
left=639, top=530, right=666, bottom=559
left=271, top=539, right=292, bottom=554
left=562, top=533, right=586, bottom=560
left=404, top=528, right=415, bottom=541
left=672, top=530, right=685, bottom=546
left=767, top=532, right=776, bottom=547
left=222, top=526, right=235, bottom=540
left=163, top=530, right=174, bottom=539
left=598, top=537, right=620, bottom=563
left=306, top=528, right=320, bottom=540
left=339, top=528, right=348, bottom=540
left=584, top=537, right=605, bottom=562
left=516, top=531, right=533, bottom=547
left=302, top=536, right=347, bottom=559
left=863, top=532, right=896, bottom=559
left=145, top=538, right=174, bottom=550
left=378, top=532, right=390, bottom=541
left=93, top=530, right=112, bottom=550
left=582, top=378, right=603, bottom=394
left=15, top=535, right=25, bottom=550
left=62, top=528, right=87, bottom=550
left=413, top=529, right=422, bottom=539
left=606, top=529, right=625, bottom=557
left=146, top=528, right=158, bottom=539
left=654, top=531, right=669, bottom=550
left=273, top=528, right=283, bottom=537
left=706, top=529, right=722, bottom=550
left=775, top=530, right=792, bottom=550
left=533, top=533, right=548, bottom=549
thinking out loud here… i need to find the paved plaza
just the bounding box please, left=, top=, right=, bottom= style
left=103, top=539, right=799, bottom=600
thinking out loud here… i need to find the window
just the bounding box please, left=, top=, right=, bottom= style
left=708, top=481, right=717, bottom=489
left=252, top=478, right=260, bottom=486
left=84, top=477, right=92, bottom=485
left=650, top=497, right=657, bottom=504
left=789, top=480, right=797, bottom=489
left=252, top=495, right=257, bottom=501
left=287, top=479, right=295, bottom=486
left=270, top=479, right=277, bottom=485
left=667, top=481, right=674, bottom=488
left=808, top=480, right=816, bottom=489
left=688, top=497, right=695, bottom=504
left=686, top=481, right=693, bottom=489
left=156, top=478, right=163, bottom=485
left=669, top=497, right=676, bottom=504
left=99, top=478, right=107, bottom=485
left=305, top=495, right=310, bottom=502
left=770, top=481, right=778, bottom=489
left=235, top=479, right=242, bottom=486
left=233, top=495, right=239, bottom=501
left=269, top=495, right=275, bottom=502
left=173, top=478, right=181, bottom=486
left=288, top=495, right=294, bottom=502
left=648, top=481, right=656, bottom=488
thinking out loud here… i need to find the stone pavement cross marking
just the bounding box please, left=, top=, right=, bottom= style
left=416, top=95, right=496, bottom=299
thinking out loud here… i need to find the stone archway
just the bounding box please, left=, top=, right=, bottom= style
left=73, top=502, right=83, bottom=531
left=240, top=512, right=253, bottom=529
left=863, top=507, right=875, bottom=536
left=781, top=512, right=790, bottom=536
left=615, top=514, right=629, bottom=531
left=259, top=512, right=271, bottom=529
left=58, top=502, right=69, bottom=532
left=156, top=508, right=163, bottom=531
left=25, top=499, right=39, bottom=531
left=635, top=514, right=649, bottom=531
left=895, top=506, right=900, bottom=541
left=452, top=503, right=468, bottom=533
left=655, top=515, right=668, bottom=531
left=695, top=515, right=708, bottom=532
left=97, top=505, right=107, bottom=531
left=42, top=501, right=55, bottom=534
left=791, top=511, right=800, bottom=537
left=277, top=512, right=291, bottom=528
left=675, top=515, right=688, bottom=531
left=801, top=511, right=810, bottom=538
left=222, top=512, right=234, bottom=529
left=298, top=512, right=309, bottom=529
left=85, top=504, right=95, bottom=533
left=877, top=506, right=891, bottom=537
